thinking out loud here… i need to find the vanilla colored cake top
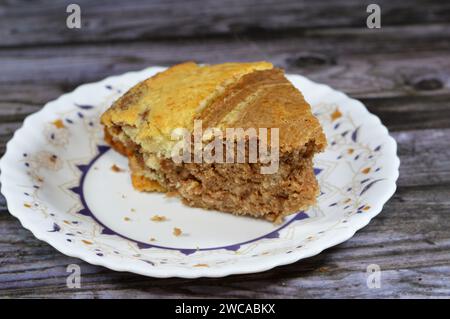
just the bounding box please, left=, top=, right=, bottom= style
left=101, top=61, right=325, bottom=157
left=101, top=61, right=274, bottom=157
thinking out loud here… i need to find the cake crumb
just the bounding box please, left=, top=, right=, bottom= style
left=131, top=208, right=136, bottom=212
left=165, top=191, right=178, bottom=197
left=173, top=227, right=182, bottom=236
left=111, top=164, right=124, bottom=172
left=149, top=237, right=156, bottom=242
left=151, top=215, right=167, bottom=222
left=124, top=217, right=131, bottom=222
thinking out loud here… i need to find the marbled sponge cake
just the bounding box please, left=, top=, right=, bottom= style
left=101, top=62, right=326, bottom=222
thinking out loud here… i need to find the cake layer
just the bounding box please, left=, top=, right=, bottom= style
left=158, top=145, right=319, bottom=222
left=105, top=132, right=319, bottom=222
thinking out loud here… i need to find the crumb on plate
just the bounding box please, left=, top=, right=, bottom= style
left=151, top=215, right=167, bottom=222
left=111, top=164, right=124, bottom=172
left=173, top=227, right=182, bottom=236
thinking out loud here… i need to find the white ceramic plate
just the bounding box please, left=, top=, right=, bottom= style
left=0, top=67, right=399, bottom=278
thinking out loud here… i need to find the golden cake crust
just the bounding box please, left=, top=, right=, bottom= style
left=197, top=68, right=326, bottom=152
left=101, top=61, right=274, bottom=156
left=102, top=62, right=325, bottom=156
left=131, top=174, right=166, bottom=192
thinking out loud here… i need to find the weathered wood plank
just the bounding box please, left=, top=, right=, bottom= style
left=0, top=122, right=22, bottom=154
left=0, top=27, right=449, bottom=99
left=393, top=129, right=450, bottom=187
left=1, top=0, right=449, bottom=47
left=362, top=95, right=450, bottom=132
left=0, top=181, right=449, bottom=298
left=0, top=0, right=449, bottom=298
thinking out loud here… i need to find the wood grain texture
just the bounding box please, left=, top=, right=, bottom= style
left=1, top=24, right=449, bottom=97
left=1, top=0, right=450, bottom=47
left=0, top=0, right=449, bottom=299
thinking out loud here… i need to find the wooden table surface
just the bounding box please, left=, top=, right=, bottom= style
left=0, top=0, right=449, bottom=298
